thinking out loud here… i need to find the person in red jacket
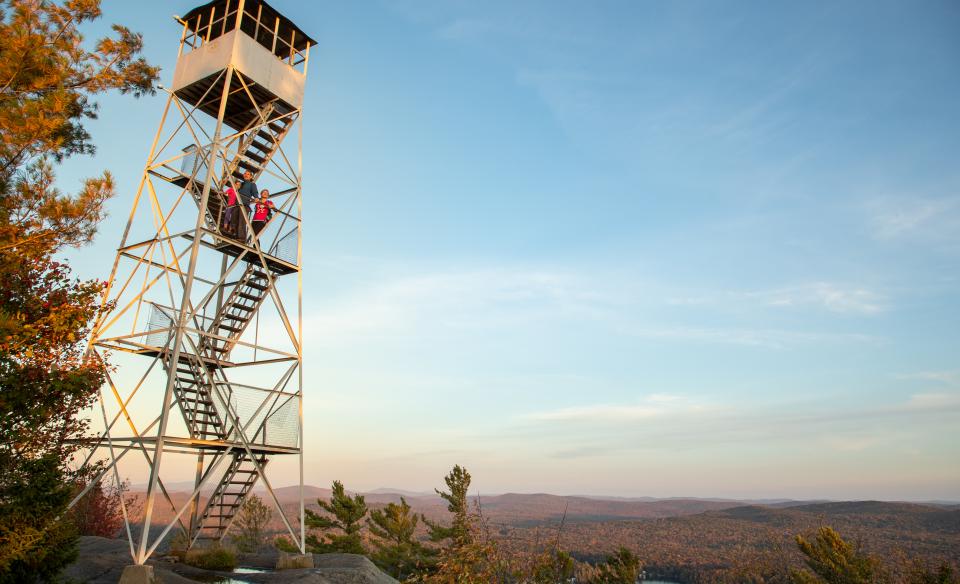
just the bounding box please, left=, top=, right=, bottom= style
left=221, top=185, right=239, bottom=236
left=251, top=189, right=275, bottom=239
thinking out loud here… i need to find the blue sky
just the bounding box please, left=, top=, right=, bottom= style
left=62, top=1, right=959, bottom=500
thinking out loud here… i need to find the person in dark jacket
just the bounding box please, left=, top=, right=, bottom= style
left=238, top=170, right=258, bottom=205
left=235, top=170, right=258, bottom=240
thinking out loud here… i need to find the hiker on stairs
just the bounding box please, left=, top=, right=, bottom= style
left=235, top=170, right=259, bottom=240
left=222, top=185, right=239, bottom=236
left=251, top=189, right=275, bottom=239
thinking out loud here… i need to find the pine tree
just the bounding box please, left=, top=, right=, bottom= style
left=0, top=1, right=157, bottom=581
left=791, top=526, right=886, bottom=584
left=367, top=497, right=436, bottom=579
left=424, top=465, right=473, bottom=546
left=420, top=465, right=516, bottom=583
left=305, top=481, right=368, bottom=554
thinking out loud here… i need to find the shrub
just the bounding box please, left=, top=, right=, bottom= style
left=184, top=545, right=237, bottom=571
left=274, top=536, right=299, bottom=553
left=167, top=530, right=189, bottom=561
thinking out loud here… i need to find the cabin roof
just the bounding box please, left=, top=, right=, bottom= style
left=181, top=0, right=316, bottom=55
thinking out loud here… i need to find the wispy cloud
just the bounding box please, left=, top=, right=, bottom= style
left=524, top=403, right=662, bottom=422
left=303, top=261, right=885, bottom=349
left=748, top=282, right=887, bottom=315
left=620, top=325, right=881, bottom=348
left=304, top=267, right=608, bottom=342
left=523, top=393, right=712, bottom=423
left=867, top=195, right=960, bottom=248
left=897, top=370, right=960, bottom=385
left=515, top=390, right=960, bottom=460
left=902, top=392, right=960, bottom=411
left=669, top=282, right=888, bottom=315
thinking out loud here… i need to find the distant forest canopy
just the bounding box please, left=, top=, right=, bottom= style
left=123, top=474, right=960, bottom=583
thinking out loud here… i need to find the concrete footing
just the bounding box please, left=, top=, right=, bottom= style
left=276, top=551, right=315, bottom=570
left=118, top=564, right=158, bottom=584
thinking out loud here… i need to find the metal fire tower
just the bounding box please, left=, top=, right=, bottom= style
left=73, top=0, right=315, bottom=564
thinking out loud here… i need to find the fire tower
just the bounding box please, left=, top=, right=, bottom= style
left=73, top=0, right=315, bottom=564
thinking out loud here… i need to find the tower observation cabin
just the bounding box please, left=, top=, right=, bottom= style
left=74, top=0, right=317, bottom=568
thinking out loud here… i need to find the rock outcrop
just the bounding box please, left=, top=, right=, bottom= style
left=64, top=536, right=399, bottom=584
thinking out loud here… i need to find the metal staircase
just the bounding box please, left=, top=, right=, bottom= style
left=194, top=451, right=268, bottom=542
left=159, top=262, right=278, bottom=542
left=182, top=100, right=297, bottom=237
left=168, top=350, right=227, bottom=440
left=200, top=264, right=273, bottom=359
left=226, top=100, right=296, bottom=186
left=170, top=102, right=294, bottom=545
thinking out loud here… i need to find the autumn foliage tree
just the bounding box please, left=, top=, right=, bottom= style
left=588, top=547, right=642, bottom=584
left=69, top=479, right=135, bottom=538
left=0, top=0, right=157, bottom=581
left=231, top=494, right=272, bottom=553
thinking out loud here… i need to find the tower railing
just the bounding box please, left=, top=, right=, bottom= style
left=180, top=0, right=310, bottom=72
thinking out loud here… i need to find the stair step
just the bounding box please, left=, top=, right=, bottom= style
left=246, top=281, right=267, bottom=291
left=230, top=302, right=254, bottom=311
left=256, top=130, right=277, bottom=143
left=181, top=399, right=215, bottom=407
left=245, top=151, right=266, bottom=164
left=184, top=406, right=218, bottom=414
left=250, top=139, right=271, bottom=153
left=218, top=323, right=242, bottom=333
left=180, top=393, right=213, bottom=401
left=237, top=160, right=258, bottom=172
left=237, top=292, right=261, bottom=301
left=187, top=412, right=219, bottom=420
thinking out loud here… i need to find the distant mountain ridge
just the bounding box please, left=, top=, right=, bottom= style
left=129, top=484, right=959, bottom=521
